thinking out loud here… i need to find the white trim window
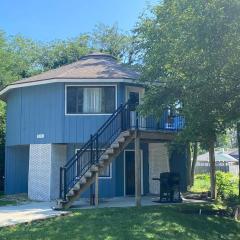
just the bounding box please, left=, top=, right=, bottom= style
left=66, top=86, right=116, bottom=114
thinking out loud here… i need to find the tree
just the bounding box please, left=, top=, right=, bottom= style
left=38, top=35, right=91, bottom=70
left=91, top=23, right=136, bottom=64
left=135, top=0, right=240, bottom=198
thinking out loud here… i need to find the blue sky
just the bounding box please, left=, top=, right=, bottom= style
left=0, top=0, right=159, bottom=42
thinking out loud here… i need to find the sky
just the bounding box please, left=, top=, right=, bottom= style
left=0, top=0, right=159, bottom=42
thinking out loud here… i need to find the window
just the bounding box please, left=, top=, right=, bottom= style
left=66, top=86, right=116, bottom=114
left=99, top=164, right=112, bottom=178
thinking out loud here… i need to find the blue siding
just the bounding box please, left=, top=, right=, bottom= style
left=6, top=83, right=64, bottom=146
left=5, top=145, right=29, bottom=194
left=6, top=83, right=127, bottom=146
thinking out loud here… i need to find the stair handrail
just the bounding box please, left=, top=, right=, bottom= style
left=60, top=101, right=131, bottom=199
left=64, top=102, right=128, bottom=169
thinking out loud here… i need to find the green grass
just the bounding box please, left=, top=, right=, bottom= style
left=0, top=194, right=17, bottom=206
left=0, top=200, right=16, bottom=206
left=0, top=204, right=239, bottom=240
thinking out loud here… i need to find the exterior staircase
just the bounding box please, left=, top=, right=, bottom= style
left=56, top=130, right=134, bottom=209
left=55, top=101, right=184, bottom=209
left=55, top=101, right=135, bottom=209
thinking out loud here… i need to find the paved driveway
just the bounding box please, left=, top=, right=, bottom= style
left=0, top=202, right=67, bottom=227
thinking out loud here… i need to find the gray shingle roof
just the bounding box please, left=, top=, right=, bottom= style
left=12, top=53, right=139, bottom=85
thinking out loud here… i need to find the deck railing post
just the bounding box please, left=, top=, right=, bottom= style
left=63, top=167, right=67, bottom=200
left=120, top=104, right=124, bottom=131
left=90, top=134, right=93, bottom=165
left=96, top=133, right=99, bottom=164
left=136, top=111, right=139, bottom=130
left=60, top=167, right=63, bottom=198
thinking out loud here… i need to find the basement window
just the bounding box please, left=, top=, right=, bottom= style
left=66, top=86, right=116, bottom=114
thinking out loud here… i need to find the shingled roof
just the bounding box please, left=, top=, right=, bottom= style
left=14, top=53, right=139, bottom=84
left=0, top=53, right=140, bottom=99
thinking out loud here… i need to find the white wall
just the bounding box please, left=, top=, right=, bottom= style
left=28, top=144, right=67, bottom=201
left=148, top=143, right=169, bottom=194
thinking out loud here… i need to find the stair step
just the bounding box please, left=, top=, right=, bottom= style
left=98, top=160, right=105, bottom=167
left=111, top=143, right=120, bottom=149
left=54, top=199, right=68, bottom=210
left=85, top=171, right=92, bottom=178
left=121, top=131, right=130, bottom=137
left=90, top=165, right=99, bottom=172
left=66, top=189, right=75, bottom=197
left=73, top=182, right=81, bottom=191
left=100, top=154, right=109, bottom=161
left=117, top=137, right=125, bottom=143
left=106, top=148, right=114, bottom=154
left=80, top=177, right=87, bottom=184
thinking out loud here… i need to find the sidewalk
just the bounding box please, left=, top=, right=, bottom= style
left=0, top=202, right=67, bottom=227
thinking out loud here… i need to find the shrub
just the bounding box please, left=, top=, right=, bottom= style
left=216, top=171, right=238, bottom=200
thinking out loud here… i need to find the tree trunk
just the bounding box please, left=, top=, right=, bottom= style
left=186, top=142, right=192, bottom=189
left=209, top=142, right=216, bottom=199
left=190, top=142, right=198, bottom=187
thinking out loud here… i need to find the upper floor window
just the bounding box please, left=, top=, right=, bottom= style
left=66, top=86, right=116, bottom=114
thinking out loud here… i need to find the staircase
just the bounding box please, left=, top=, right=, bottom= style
left=56, top=102, right=135, bottom=209
left=55, top=101, right=184, bottom=209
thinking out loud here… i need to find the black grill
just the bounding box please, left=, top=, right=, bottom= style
left=153, top=172, right=182, bottom=203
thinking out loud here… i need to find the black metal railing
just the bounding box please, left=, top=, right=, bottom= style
left=59, top=101, right=184, bottom=200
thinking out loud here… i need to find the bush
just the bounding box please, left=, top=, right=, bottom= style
left=192, top=172, right=238, bottom=201
left=216, top=171, right=238, bottom=200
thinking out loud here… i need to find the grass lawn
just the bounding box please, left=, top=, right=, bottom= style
left=0, top=203, right=239, bottom=240
left=0, top=193, right=17, bottom=206
left=0, top=200, right=16, bottom=206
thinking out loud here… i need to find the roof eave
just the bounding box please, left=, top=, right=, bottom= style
left=0, top=77, right=140, bottom=101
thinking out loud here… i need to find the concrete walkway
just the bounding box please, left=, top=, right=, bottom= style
left=72, top=196, right=206, bottom=209
left=0, top=202, right=67, bottom=228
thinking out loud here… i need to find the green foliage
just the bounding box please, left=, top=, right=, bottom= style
left=191, top=174, right=210, bottom=192
left=135, top=0, right=240, bottom=146
left=92, top=23, right=136, bottom=65
left=216, top=171, right=238, bottom=200
left=191, top=172, right=238, bottom=200
left=0, top=204, right=239, bottom=239
left=38, top=35, right=91, bottom=70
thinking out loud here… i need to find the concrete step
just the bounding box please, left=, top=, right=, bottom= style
left=54, top=199, right=68, bottom=210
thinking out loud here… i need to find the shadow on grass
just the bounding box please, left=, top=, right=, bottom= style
left=0, top=204, right=239, bottom=240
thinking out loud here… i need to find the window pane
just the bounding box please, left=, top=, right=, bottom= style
left=77, top=88, right=83, bottom=113
left=99, top=165, right=111, bottom=177
left=102, top=87, right=115, bottom=113
left=67, top=87, right=77, bottom=114
left=67, top=86, right=115, bottom=114
left=83, top=88, right=102, bottom=113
